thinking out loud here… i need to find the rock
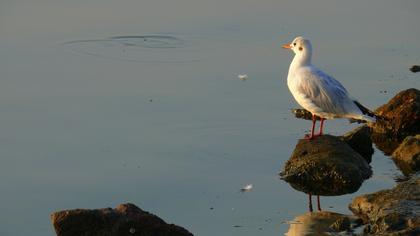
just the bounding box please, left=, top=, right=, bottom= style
left=371, top=133, right=402, bottom=156
left=341, top=125, right=374, bottom=163
left=291, top=108, right=322, bottom=121
left=51, top=203, right=193, bottom=236
left=329, top=216, right=352, bottom=232
left=410, top=65, right=420, bottom=73
left=371, top=88, right=420, bottom=139
left=280, top=135, right=372, bottom=196
left=285, top=211, right=361, bottom=236
left=349, top=174, right=420, bottom=235
left=392, top=135, right=420, bottom=176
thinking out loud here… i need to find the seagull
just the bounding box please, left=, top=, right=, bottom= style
left=282, top=36, right=376, bottom=140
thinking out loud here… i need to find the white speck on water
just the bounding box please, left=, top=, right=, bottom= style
left=240, top=184, right=253, bottom=192
left=129, top=227, right=136, bottom=234
left=238, top=74, right=248, bottom=81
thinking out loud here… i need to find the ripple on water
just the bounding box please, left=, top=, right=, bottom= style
left=62, top=35, right=199, bottom=63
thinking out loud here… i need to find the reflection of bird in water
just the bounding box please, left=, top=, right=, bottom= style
left=285, top=211, right=356, bottom=236
left=282, top=36, right=376, bottom=140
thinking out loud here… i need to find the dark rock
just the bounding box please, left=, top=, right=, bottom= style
left=329, top=216, right=351, bottom=232
left=371, top=88, right=420, bottom=139
left=292, top=108, right=367, bottom=124
left=285, top=211, right=361, bottom=235
left=409, top=65, right=420, bottom=73
left=349, top=174, right=420, bottom=235
left=371, top=133, right=402, bottom=156
left=341, top=125, right=374, bottom=163
left=280, top=135, right=372, bottom=196
left=51, top=203, right=193, bottom=236
left=291, top=108, right=322, bottom=121
left=392, top=135, right=420, bottom=176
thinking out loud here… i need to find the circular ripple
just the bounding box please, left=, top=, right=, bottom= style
left=62, top=35, right=197, bottom=63
left=109, top=35, right=187, bottom=49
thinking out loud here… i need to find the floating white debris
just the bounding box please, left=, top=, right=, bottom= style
left=240, top=184, right=253, bottom=192
left=238, top=74, right=248, bottom=81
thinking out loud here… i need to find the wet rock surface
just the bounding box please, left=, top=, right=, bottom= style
left=51, top=203, right=193, bottom=236
left=371, top=88, right=420, bottom=139
left=371, top=133, right=402, bottom=156
left=292, top=108, right=322, bottom=121
left=392, top=135, right=420, bottom=176
left=280, top=135, right=372, bottom=196
left=349, top=174, right=420, bottom=235
left=341, top=125, right=374, bottom=163
left=285, top=211, right=362, bottom=236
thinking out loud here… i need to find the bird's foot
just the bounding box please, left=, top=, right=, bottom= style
left=304, top=133, right=323, bottom=140
left=304, top=134, right=314, bottom=140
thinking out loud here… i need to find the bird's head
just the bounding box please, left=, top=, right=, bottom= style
left=282, top=36, right=312, bottom=55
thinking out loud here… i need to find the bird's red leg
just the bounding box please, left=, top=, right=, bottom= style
left=308, top=194, right=313, bottom=212
left=317, top=195, right=322, bottom=211
left=317, top=118, right=325, bottom=136
left=305, top=115, right=317, bottom=140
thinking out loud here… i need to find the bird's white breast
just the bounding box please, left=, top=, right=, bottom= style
left=287, top=68, right=316, bottom=111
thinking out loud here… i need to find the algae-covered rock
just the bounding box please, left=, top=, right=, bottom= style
left=292, top=108, right=321, bottom=121
left=371, top=88, right=420, bottom=139
left=392, top=135, right=420, bottom=176
left=341, top=125, right=374, bottom=163
left=280, top=135, right=372, bottom=196
left=349, top=174, right=420, bottom=235
left=51, top=203, right=193, bottom=236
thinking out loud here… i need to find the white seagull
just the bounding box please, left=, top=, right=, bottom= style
left=283, top=36, right=376, bottom=140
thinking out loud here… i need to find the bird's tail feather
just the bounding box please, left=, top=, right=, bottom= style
left=352, top=100, right=380, bottom=123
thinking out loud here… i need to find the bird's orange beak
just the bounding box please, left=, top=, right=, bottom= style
left=282, top=43, right=292, bottom=49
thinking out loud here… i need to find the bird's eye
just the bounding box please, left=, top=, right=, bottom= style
left=293, top=43, right=296, bottom=46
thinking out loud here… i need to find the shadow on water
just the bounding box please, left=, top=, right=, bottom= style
left=62, top=35, right=200, bottom=63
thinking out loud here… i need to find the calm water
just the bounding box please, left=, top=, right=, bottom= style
left=1, top=0, right=420, bottom=235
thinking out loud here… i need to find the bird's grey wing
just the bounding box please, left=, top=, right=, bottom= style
left=296, top=68, right=354, bottom=115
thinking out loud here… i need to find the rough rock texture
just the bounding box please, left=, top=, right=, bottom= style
left=371, top=133, right=402, bottom=156
left=349, top=174, right=420, bottom=235
left=292, top=108, right=366, bottom=124
left=392, top=135, right=420, bottom=176
left=341, top=125, right=374, bottom=163
left=371, top=88, right=420, bottom=139
left=280, top=135, right=372, bottom=196
left=292, top=108, right=322, bottom=121
left=51, top=203, right=193, bottom=236
left=285, top=211, right=362, bottom=236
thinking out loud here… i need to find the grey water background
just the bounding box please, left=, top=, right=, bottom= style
left=1, top=0, right=420, bottom=235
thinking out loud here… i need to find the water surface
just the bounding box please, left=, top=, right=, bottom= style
left=1, top=0, right=419, bottom=235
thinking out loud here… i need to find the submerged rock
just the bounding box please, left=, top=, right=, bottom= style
left=349, top=174, right=420, bottom=235
left=371, top=88, right=420, bottom=139
left=392, top=135, right=420, bottom=176
left=51, top=203, right=193, bottom=236
left=285, top=211, right=362, bottom=236
left=280, top=135, right=372, bottom=196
